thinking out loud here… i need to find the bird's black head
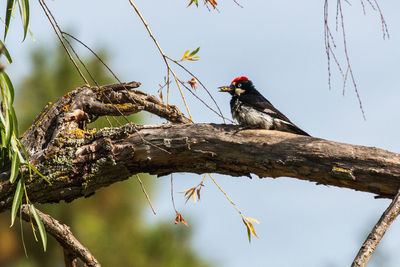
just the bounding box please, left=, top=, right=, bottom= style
left=219, top=76, right=256, bottom=96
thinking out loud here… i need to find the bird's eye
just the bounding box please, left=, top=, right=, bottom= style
left=237, top=83, right=242, bottom=88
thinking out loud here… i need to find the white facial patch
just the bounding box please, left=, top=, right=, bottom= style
left=234, top=88, right=246, bottom=95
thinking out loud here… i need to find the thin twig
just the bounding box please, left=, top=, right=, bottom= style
left=365, top=0, right=376, bottom=10
left=166, top=56, right=227, bottom=123
left=41, top=1, right=172, bottom=157
left=61, top=31, right=124, bottom=84
left=325, top=0, right=366, bottom=120
left=373, top=0, right=389, bottom=40
left=171, top=173, right=177, bottom=213
left=351, top=189, right=400, bottom=267
left=38, top=0, right=88, bottom=85
left=136, top=174, right=156, bottom=215
left=127, top=0, right=192, bottom=120
left=232, top=0, right=244, bottom=8
left=337, top=0, right=366, bottom=120
left=208, top=173, right=243, bottom=217
left=178, top=79, right=234, bottom=123
left=360, top=0, right=366, bottom=14
left=59, top=33, right=173, bottom=151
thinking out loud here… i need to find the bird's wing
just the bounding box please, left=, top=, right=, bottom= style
left=239, top=93, right=310, bottom=136
left=239, top=93, right=293, bottom=123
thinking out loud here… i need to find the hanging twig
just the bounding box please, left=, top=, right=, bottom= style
left=136, top=174, right=156, bottom=215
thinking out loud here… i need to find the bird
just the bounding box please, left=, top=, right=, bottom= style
left=219, top=76, right=309, bottom=136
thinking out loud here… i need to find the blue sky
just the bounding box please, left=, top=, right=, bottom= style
left=5, top=0, right=400, bottom=266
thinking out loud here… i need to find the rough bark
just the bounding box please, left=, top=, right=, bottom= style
left=0, top=82, right=399, bottom=213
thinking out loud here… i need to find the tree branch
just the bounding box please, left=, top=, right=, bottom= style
left=0, top=82, right=399, bottom=213
left=351, top=189, right=400, bottom=267
left=21, top=204, right=100, bottom=267
left=1, top=123, right=399, bottom=212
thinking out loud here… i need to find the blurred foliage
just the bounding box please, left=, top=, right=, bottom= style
left=0, top=42, right=211, bottom=267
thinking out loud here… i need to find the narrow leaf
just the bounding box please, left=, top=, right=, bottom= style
left=20, top=0, right=30, bottom=41
left=19, top=206, right=28, bottom=257
left=9, top=151, right=19, bottom=183
left=187, top=0, right=198, bottom=7
left=0, top=112, right=5, bottom=131
left=244, top=216, right=260, bottom=224
left=30, top=164, right=52, bottom=185
left=188, top=47, right=200, bottom=57
left=181, top=50, right=189, bottom=61
left=192, top=191, right=197, bottom=203
left=30, top=204, right=47, bottom=251
left=187, top=57, right=199, bottom=61
left=196, top=188, right=201, bottom=201
left=1, top=72, right=15, bottom=104
left=207, top=0, right=218, bottom=7
left=10, top=178, right=23, bottom=227
left=247, top=222, right=258, bottom=238
left=9, top=106, right=19, bottom=136
left=0, top=40, right=13, bottom=63
left=247, top=224, right=251, bottom=243
left=4, top=0, right=15, bottom=40
left=4, top=107, right=12, bottom=148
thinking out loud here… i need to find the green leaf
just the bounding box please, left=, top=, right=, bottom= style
left=20, top=0, right=30, bottom=41
left=9, top=151, right=19, bottom=183
left=19, top=206, right=28, bottom=257
left=4, top=0, right=15, bottom=40
left=0, top=111, right=5, bottom=130
left=4, top=106, right=12, bottom=148
left=0, top=40, right=12, bottom=64
left=187, top=0, right=199, bottom=7
left=0, top=148, right=6, bottom=169
left=30, top=204, right=47, bottom=251
left=30, top=164, right=52, bottom=185
left=188, top=47, right=200, bottom=57
left=15, top=139, right=27, bottom=164
left=9, top=106, right=19, bottom=137
left=1, top=72, right=15, bottom=104
left=10, top=178, right=23, bottom=227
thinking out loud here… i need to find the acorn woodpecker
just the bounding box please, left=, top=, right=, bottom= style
left=219, top=76, right=309, bottom=136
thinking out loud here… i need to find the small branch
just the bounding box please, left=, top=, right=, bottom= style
left=21, top=204, right=100, bottom=267
left=63, top=249, right=78, bottom=267
left=351, top=189, right=400, bottom=267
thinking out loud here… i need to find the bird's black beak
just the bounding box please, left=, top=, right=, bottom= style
left=219, top=86, right=232, bottom=92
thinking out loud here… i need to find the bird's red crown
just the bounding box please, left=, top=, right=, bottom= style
left=231, top=76, right=248, bottom=84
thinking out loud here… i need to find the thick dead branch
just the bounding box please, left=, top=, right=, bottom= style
left=0, top=82, right=399, bottom=213
left=351, top=189, right=400, bottom=267
left=0, top=123, right=399, bottom=212
left=20, top=81, right=190, bottom=158
left=21, top=204, right=100, bottom=267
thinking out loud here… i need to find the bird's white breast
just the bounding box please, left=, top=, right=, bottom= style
left=232, top=101, right=274, bottom=129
